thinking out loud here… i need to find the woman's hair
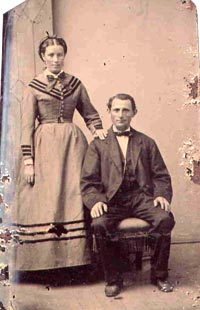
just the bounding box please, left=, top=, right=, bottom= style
left=38, top=33, right=68, bottom=61
left=107, top=93, right=137, bottom=115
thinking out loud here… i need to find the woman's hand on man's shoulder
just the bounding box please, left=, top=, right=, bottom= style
left=93, top=129, right=108, bottom=140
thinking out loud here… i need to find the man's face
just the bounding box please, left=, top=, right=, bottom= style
left=109, top=98, right=134, bottom=131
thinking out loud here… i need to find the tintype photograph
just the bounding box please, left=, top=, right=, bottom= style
left=0, top=1, right=200, bottom=309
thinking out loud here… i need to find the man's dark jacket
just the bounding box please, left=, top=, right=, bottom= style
left=81, top=127, right=173, bottom=210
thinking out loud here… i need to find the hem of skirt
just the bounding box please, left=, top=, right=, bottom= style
left=12, top=260, right=92, bottom=272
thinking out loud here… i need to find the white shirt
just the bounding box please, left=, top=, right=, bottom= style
left=112, top=125, right=130, bottom=159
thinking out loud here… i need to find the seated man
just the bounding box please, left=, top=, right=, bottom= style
left=81, top=93, right=175, bottom=297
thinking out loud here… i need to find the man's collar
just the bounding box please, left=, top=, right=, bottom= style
left=112, top=125, right=131, bottom=133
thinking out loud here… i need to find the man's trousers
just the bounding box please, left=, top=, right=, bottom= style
left=92, top=190, right=175, bottom=285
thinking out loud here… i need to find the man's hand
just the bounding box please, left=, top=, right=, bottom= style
left=154, top=196, right=171, bottom=212
left=91, top=202, right=108, bottom=218
left=93, top=129, right=108, bottom=140
left=24, top=165, right=35, bottom=185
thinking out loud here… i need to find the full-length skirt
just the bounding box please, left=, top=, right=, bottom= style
left=12, top=122, right=91, bottom=270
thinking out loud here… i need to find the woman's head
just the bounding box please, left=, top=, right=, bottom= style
left=38, top=34, right=68, bottom=74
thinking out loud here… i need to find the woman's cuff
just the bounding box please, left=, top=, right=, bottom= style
left=87, top=124, right=96, bottom=134
left=21, top=145, right=32, bottom=157
left=24, top=158, right=34, bottom=166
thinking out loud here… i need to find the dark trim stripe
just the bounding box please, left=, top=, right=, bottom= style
left=22, top=153, right=32, bottom=156
left=29, top=76, right=81, bottom=100
left=63, top=81, right=81, bottom=99
left=18, top=235, right=86, bottom=244
left=30, top=77, right=77, bottom=95
left=32, top=80, right=62, bottom=97
left=29, top=84, right=61, bottom=100
left=29, top=79, right=46, bottom=87
left=62, top=76, right=76, bottom=91
left=70, top=77, right=79, bottom=87
left=10, top=219, right=85, bottom=228
left=17, top=227, right=87, bottom=236
left=30, top=80, right=62, bottom=97
left=67, top=76, right=75, bottom=86
left=63, top=79, right=80, bottom=94
left=95, top=125, right=103, bottom=129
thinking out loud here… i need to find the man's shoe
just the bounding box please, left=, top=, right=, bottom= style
left=105, top=283, right=121, bottom=297
left=151, top=277, right=174, bottom=293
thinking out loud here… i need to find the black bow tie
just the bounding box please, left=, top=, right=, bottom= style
left=114, top=131, right=131, bottom=137
left=46, top=72, right=65, bottom=92
left=47, top=71, right=65, bottom=82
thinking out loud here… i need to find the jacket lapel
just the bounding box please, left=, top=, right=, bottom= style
left=105, top=128, right=123, bottom=175
left=105, top=127, right=142, bottom=176
left=129, top=128, right=142, bottom=174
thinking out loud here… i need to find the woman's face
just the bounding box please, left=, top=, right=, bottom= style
left=42, top=45, right=65, bottom=74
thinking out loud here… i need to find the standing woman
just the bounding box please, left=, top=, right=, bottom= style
left=13, top=34, right=106, bottom=271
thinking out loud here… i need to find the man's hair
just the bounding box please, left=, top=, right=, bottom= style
left=107, top=93, right=137, bottom=115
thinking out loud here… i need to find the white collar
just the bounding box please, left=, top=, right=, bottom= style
left=112, top=125, right=131, bottom=133
left=44, top=69, right=64, bottom=78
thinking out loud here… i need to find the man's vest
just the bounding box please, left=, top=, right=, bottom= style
left=117, top=140, right=139, bottom=191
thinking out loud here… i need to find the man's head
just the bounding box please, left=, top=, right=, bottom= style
left=107, top=93, right=137, bottom=131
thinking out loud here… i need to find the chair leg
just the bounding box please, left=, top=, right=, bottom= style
left=135, top=251, right=143, bottom=270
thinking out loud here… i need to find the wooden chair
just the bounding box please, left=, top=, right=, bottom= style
left=92, top=218, right=151, bottom=271
left=110, top=218, right=151, bottom=270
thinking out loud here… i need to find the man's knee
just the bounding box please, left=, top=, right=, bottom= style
left=156, top=211, right=175, bottom=233
left=92, top=215, right=109, bottom=236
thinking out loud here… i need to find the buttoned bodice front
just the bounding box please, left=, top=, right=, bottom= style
left=21, top=71, right=102, bottom=158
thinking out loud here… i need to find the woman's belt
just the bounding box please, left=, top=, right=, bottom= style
left=39, top=117, right=72, bottom=124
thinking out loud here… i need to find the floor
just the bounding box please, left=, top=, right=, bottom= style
left=0, top=244, right=200, bottom=310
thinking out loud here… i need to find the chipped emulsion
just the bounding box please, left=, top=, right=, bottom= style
left=181, top=0, right=196, bottom=10
left=180, top=1, right=200, bottom=184
left=0, top=164, right=12, bottom=283
left=184, top=76, right=198, bottom=100
left=179, top=137, right=200, bottom=184
left=183, top=1, right=200, bottom=105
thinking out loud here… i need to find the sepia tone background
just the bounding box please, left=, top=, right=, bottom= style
left=1, top=0, right=199, bottom=242
left=1, top=1, right=200, bottom=310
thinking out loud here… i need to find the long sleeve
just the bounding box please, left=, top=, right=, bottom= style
left=76, top=83, right=103, bottom=131
left=20, top=87, right=38, bottom=160
left=149, top=141, right=173, bottom=203
left=81, top=141, right=107, bottom=209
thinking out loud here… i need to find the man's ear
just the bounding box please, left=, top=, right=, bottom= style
left=133, top=108, right=138, bottom=117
